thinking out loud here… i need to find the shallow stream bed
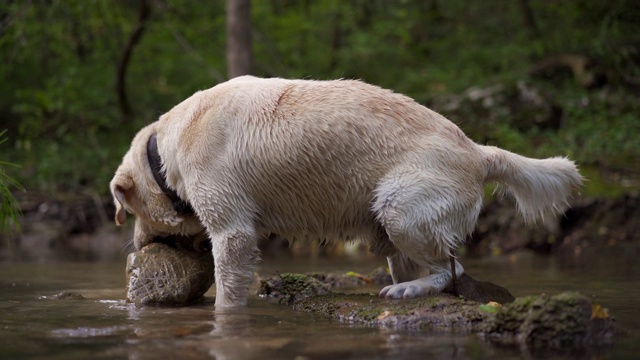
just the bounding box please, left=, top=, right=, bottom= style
left=1, top=245, right=638, bottom=359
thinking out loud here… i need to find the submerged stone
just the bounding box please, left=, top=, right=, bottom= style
left=126, top=242, right=214, bottom=305
left=45, top=290, right=85, bottom=300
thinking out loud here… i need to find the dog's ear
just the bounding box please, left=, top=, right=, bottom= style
left=111, top=173, right=134, bottom=226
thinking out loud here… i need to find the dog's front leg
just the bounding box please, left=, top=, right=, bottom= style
left=211, top=229, right=260, bottom=309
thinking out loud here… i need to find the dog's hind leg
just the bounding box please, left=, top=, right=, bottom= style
left=386, top=252, right=429, bottom=283
left=373, top=169, right=480, bottom=299
left=380, top=256, right=464, bottom=298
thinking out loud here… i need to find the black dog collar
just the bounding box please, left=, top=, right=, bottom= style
left=146, top=133, right=195, bottom=215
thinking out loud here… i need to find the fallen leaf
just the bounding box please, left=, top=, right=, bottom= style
left=479, top=302, right=502, bottom=313
left=345, top=271, right=373, bottom=284
left=591, top=304, right=609, bottom=319
left=377, top=310, right=393, bottom=320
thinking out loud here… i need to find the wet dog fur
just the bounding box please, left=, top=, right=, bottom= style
left=110, top=76, right=582, bottom=309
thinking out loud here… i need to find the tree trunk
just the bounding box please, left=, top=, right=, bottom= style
left=226, top=0, right=253, bottom=79
left=517, top=0, right=540, bottom=39
left=116, top=0, right=151, bottom=120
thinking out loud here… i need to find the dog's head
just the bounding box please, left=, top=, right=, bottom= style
left=110, top=123, right=205, bottom=251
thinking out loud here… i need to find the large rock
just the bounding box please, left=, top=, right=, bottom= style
left=125, top=243, right=214, bottom=305
left=258, top=273, right=614, bottom=350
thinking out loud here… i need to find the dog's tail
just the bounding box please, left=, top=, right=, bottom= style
left=480, top=145, right=583, bottom=223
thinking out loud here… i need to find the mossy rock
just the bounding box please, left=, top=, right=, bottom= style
left=484, top=292, right=615, bottom=349
left=259, top=270, right=514, bottom=305
left=259, top=273, right=332, bottom=304
left=258, top=273, right=615, bottom=350
left=293, top=293, right=490, bottom=332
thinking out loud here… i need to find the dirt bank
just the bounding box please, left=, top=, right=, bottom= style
left=4, top=192, right=638, bottom=260
left=468, top=194, right=640, bottom=257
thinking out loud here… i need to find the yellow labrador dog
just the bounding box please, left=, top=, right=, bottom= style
left=110, top=76, right=582, bottom=309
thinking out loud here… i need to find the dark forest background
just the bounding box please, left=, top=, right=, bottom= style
left=1, top=0, right=639, bottom=202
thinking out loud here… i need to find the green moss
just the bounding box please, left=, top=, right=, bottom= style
left=486, top=292, right=595, bottom=349
left=351, top=306, right=386, bottom=322
left=259, top=273, right=332, bottom=305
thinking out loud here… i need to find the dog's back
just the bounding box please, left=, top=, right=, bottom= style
left=160, top=77, right=487, bottom=242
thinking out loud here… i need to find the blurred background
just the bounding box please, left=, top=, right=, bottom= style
left=1, top=0, right=639, bottom=261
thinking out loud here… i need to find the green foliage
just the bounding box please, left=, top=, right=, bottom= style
left=0, top=130, right=24, bottom=236
left=553, top=92, right=639, bottom=167
left=487, top=86, right=640, bottom=165
left=0, top=0, right=638, bottom=197
left=1, top=0, right=227, bottom=193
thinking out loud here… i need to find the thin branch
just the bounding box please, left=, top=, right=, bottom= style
left=116, top=0, right=152, bottom=120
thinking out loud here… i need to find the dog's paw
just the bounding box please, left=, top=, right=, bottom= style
left=379, top=279, right=436, bottom=299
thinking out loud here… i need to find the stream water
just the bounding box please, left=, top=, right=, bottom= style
left=1, top=244, right=638, bottom=359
